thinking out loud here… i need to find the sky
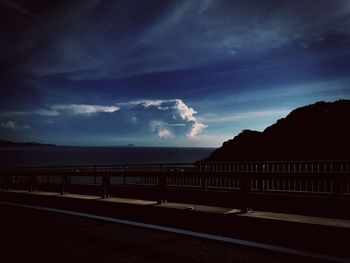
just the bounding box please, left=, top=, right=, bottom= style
left=0, top=0, right=350, bottom=147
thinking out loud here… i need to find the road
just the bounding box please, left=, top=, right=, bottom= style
left=0, top=203, right=323, bottom=263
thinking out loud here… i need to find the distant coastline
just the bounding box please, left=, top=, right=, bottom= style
left=0, top=140, right=57, bottom=148
left=0, top=139, right=215, bottom=149
left=0, top=146, right=214, bottom=166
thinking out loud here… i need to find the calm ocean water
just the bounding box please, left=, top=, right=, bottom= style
left=0, top=147, right=215, bottom=167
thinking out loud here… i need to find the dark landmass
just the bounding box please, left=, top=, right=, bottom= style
left=0, top=140, right=56, bottom=148
left=203, top=99, right=350, bottom=162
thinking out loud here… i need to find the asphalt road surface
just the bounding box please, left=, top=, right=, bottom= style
left=0, top=204, right=329, bottom=263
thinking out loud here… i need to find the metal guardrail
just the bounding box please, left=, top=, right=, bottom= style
left=0, top=161, right=349, bottom=212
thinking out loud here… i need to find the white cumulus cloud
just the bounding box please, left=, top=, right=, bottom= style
left=0, top=120, right=30, bottom=130
left=0, top=99, right=207, bottom=142
left=188, top=122, right=207, bottom=137
left=117, top=99, right=207, bottom=138
left=0, top=104, right=120, bottom=117
left=51, top=104, right=119, bottom=115
left=158, top=128, right=172, bottom=138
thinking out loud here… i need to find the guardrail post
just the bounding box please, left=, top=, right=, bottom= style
left=0, top=174, right=4, bottom=189
left=28, top=174, right=36, bottom=192
left=101, top=174, right=110, bottom=199
left=3, top=174, right=9, bottom=190
left=239, top=173, right=251, bottom=213
left=101, top=174, right=106, bottom=199
left=60, top=175, right=64, bottom=195
left=123, top=165, right=126, bottom=186
left=107, top=174, right=111, bottom=198
left=258, top=171, right=265, bottom=194
left=335, top=173, right=344, bottom=199
left=60, top=173, right=69, bottom=195
left=201, top=176, right=207, bottom=191
left=94, top=167, right=97, bottom=185
left=157, top=165, right=167, bottom=204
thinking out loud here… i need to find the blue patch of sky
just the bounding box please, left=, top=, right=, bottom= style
left=1, top=0, right=350, bottom=146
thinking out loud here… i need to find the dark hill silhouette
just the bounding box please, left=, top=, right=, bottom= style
left=0, top=140, right=56, bottom=148
left=203, top=100, right=350, bottom=162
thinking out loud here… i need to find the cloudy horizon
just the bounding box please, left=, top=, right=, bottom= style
left=1, top=0, right=350, bottom=147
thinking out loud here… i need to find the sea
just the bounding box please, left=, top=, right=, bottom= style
left=0, top=146, right=216, bottom=167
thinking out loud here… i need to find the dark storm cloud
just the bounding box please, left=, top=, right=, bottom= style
left=0, top=0, right=33, bottom=16
left=2, top=0, right=349, bottom=80
left=1, top=0, right=350, bottom=146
